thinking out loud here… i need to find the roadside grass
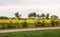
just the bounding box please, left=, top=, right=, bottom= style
left=0, top=29, right=60, bottom=37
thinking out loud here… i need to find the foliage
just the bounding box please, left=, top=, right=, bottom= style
left=46, top=13, right=49, bottom=19
left=51, top=20, right=59, bottom=26
left=22, top=21, right=28, bottom=28
left=28, top=12, right=36, bottom=19
left=15, top=12, right=21, bottom=20
left=0, top=16, right=8, bottom=19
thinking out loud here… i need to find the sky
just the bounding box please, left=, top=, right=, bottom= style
left=0, top=0, right=60, bottom=18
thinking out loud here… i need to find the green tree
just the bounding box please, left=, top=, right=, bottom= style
left=36, top=14, right=42, bottom=19
left=46, top=13, right=49, bottom=19
left=28, top=12, right=36, bottom=19
left=50, top=15, right=58, bottom=20
left=41, top=13, right=45, bottom=19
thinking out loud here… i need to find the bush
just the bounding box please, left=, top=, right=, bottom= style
left=16, top=23, right=22, bottom=28
left=0, top=23, right=9, bottom=29
left=51, top=20, right=59, bottom=27
left=35, top=21, right=45, bottom=27
left=22, top=22, right=28, bottom=28
left=35, top=22, right=41, bottom=27
left=27, top=23, right=35, bottom=28
left=0, top=16, right=8, bottom=19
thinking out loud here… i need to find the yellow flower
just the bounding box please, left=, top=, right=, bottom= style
left=0, top=19, right=60, bottom=24
left=44, top=20, right=51, bottom=23
left=26, top=19, right=36, bottom=23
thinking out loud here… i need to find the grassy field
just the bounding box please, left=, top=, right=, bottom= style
left=0, top=29, right=60, bottom=37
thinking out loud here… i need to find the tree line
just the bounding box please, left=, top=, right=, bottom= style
left=0, top=12, right=58, bottom=20
left=15, top=12, right=58, bottom=20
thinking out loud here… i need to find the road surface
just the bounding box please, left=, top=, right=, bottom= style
left=0, top=27, right=60, bottom=33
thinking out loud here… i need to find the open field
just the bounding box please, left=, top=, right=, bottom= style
left=0, top=29, right=60, bottom=37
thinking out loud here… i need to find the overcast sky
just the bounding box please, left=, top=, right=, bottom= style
left=0, top=0, right=60, bottom=18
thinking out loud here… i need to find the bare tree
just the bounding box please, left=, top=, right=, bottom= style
left=15, top=12, right=21, bottom=20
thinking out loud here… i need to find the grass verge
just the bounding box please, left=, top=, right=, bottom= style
left=0, top=29, right=60, bottom=37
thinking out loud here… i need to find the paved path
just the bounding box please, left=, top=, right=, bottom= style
left=0, top=27, right=60, bottom=33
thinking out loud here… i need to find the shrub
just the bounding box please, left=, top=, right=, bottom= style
left=35, top=21, right=45, bottom=27
left=35, top=22, right=41, bottom=27
left=51, top=20, right=59, bottom=27
left=27, top=23, right=35, bottom=28
left=22, top=22, right=28, bottom=28
left=15, top=23, right=22, bottom=28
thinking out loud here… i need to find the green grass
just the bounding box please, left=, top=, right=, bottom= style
left=0, top=29, right=60, bottom=37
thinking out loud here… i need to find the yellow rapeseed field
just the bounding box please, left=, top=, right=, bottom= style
left=0, top=19, right=59, bottom=23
